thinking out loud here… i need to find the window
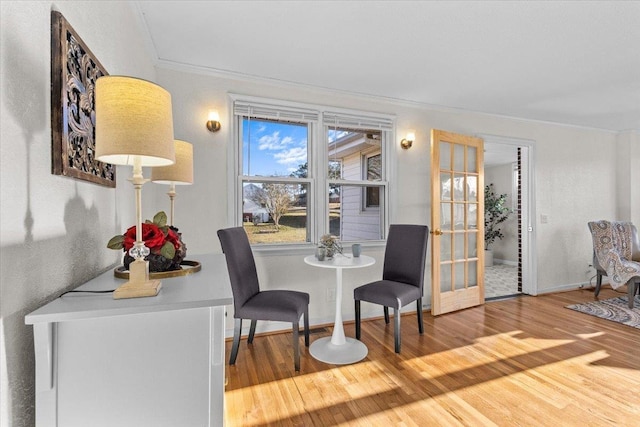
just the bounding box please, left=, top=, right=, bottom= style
left=231, top=95, right=393, bottom=247
left=364, top=153, right=381, bottom=208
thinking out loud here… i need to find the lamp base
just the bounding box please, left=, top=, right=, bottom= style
left=113, top=279, right=162, bottom=299
left=113, top=258, right=161, bottom=299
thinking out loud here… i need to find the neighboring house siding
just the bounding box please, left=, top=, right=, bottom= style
left=340, top=149, right=381, bottom=241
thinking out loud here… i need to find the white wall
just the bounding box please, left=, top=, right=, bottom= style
left=0, top=2, right=156, bottom=426
left=616, top=130, right=640, bottom=226
left=155, top=65, right=623, bottom=335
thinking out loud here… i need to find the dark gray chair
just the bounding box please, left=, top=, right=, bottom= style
left=354, top=224, right=429, bottom=353
left=217, top=227, right=310, bottom=371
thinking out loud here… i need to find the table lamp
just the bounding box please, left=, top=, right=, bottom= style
left=95, top=76, right=175, bottom=299
left=151, top=140, right=194, bottom=226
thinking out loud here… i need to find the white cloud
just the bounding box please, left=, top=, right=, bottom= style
left=274, top=147, right=307, bottom=165
left=258, top=132, right=283, bottom=150
left=258, top=132, right=301, bottom=151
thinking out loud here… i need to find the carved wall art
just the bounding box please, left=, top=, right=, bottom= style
left=51, top=11, right=115, bottom=187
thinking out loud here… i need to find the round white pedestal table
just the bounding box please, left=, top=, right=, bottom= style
left=303, top=254, right=375, bottom=364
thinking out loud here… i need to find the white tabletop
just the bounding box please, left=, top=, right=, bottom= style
left=25, top=253, right=233, bottom=324
left=304, top=254, right=375, bottom=269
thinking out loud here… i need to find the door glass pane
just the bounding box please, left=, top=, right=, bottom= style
left=454, top=233, right=465, bottom=260
left=468, top=261, right=478, bottom=287
left=453, top=144, right=464, bottom=172
left=453, top=203, right=465, bottom=229
left=441, top=203, right=452, bottom=231
left=440, top=173, right=452, bottom=201
left=467, top=146, right=477, bottom=173
left=467, top=176, right=478, bottom=202
left=454, top=262, right=466, bottom=290
left=468, top=204, right=478, bottom=229
left=468, top=232, right=478, bottom=258
left=440, top=142, right=451, bottom=170
left=453, top=174, right=465, bottom=201
left=440, top=263, right=452, bottom=292
left=441, top=234, right=452, bottom=261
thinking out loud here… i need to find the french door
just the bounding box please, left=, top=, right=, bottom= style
left=430, top=129, right=485, bottom=315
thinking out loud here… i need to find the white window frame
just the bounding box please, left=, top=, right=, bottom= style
left=228, top=94, right=395, bottom=252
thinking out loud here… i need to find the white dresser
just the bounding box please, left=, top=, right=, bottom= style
left=25, top=253, right=232, bottom=427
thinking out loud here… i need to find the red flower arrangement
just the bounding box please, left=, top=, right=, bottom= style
left=108, top=211, right=186, bottom=272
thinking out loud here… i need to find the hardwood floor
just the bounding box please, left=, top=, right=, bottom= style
left=224, top=288, right=640, bottom=426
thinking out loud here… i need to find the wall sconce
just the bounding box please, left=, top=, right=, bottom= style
left=206, top=110, right=221, bottom=132
left=401, top=131, right=415, bottom=149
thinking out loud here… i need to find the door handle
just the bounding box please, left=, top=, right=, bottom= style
left=430, top=229, right=443, bottom=235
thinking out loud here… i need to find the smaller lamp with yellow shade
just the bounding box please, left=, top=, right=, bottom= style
left=151, top=140, right=194, bottom=226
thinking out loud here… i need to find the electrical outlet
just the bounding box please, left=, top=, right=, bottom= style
left=326, top=287, right=336, bottom=302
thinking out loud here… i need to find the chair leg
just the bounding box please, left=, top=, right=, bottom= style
left=595, top=273, right=603, bottom=297
left=248, top=319, right=257, bottom=344
left=416, top=298, right=424, bottom=334
left=304, top=306, right=310, bottom=347
left=393, top=307, right=401, bottom=353
left=628, top=282, right=637, bottom=309
left=384, top=306, right=390, bottom=324
left=292, top=320, right=300, bottom=372
left=355, top=300, right=361, bottom=340
left=230, top=318, right=242, bottom=365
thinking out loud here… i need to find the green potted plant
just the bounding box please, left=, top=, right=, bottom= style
left=484, top=183, right=511, bottom=266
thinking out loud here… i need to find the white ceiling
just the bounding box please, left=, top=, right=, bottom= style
left=134, top=1, right=640, bottom=132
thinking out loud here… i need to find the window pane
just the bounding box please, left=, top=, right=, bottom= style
left=441, top=234, right=452, bottom=262
left=440, top=142, right=451, bottom=170
left=366, top=154, right=381, bottom=181
left=467, top=146, right=477, bottom=173
left=453, top=143, right=465, bottom=172
left=328, top=160, right=342, bottom=180
left=468, top=261, right=478, bottom=287
left=467, top=176, right=478, bottom=202
left=454, top=232, right=465, bottom=260
left=440, top=173, right=452, bottom=201
left=454, top=262, right=466, bottom=290
left=453, top=174, right=465, bottom=201
left=242, top=118, right=308, bottom=177
left=242, top=181, right=309, bottom=244
left=330, top=184, right=383, bottom=241
left=440, top=263, right=452, bottom=292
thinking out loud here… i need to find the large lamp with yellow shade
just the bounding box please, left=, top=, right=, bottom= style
left=95, top=75, right=175, bottom=299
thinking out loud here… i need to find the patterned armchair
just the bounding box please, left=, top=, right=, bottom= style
left=588, top=220, right=640, bottom=308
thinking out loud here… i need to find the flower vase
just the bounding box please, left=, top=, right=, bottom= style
left=326, top=248, right=335, bottom=259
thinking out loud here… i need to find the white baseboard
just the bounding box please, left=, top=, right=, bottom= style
left=536, top=281, right=592, bottom=295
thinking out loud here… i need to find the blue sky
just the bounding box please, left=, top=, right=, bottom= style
left=242, top=118, right=307, bottom=177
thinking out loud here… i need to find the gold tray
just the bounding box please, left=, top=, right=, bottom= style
left=114, top=260, right=201, bottom=279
